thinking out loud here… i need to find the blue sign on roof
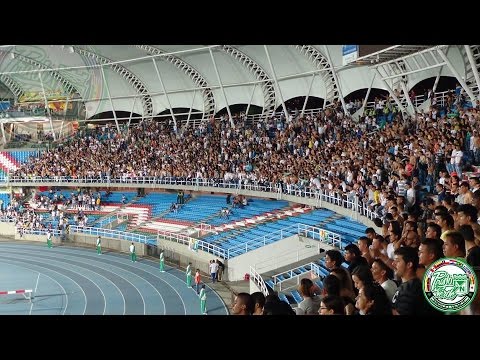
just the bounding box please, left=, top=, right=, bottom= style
left=342, top=45, right=358, bottom=56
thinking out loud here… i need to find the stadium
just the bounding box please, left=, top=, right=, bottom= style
left=0, top=45, right=479, bottom=315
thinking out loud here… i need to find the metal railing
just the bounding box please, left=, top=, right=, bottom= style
left=2, top=176, right=379, bottom=260
left=249, top=266, right=270, bottom=297
left=297, top=223, right=342, bottom=249
left=68, top=225, right=155, bottom=244
left=2, top=175, right=381, bottom=223
left=156, top=229, right=228, bottom=259
left=271, top=261, right=324, bottom=292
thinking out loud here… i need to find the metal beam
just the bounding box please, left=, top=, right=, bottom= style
left=0, top=75, right=24, bottom=101
left=400, top=80, right=416, bottom=114
left=209, top=48, right=234, bottom=128
left=5, top=51, right=80, bottom=97
left=374, top=68, right=408, bottom=115
left=264, top=45, right=288, bottom=119
left=245, top=84, right=257, bottom=117
left=464, top=45, right=480, bottom=100
left=38, top=72, right=56, bottom=141
left=380, top=62, right=446, bottom=81
left=323, top=45, right=348, bottom=114
left=152, top=58, right=176, bottom=130
left=432, top=46, right=450, bottom=93
left=1, top=122, right=6, bottom=144
left=134, top=45, right=215, bottom=120
left=362, top=71, right=376, bottom=115
left=301, top=73, right=316, bottom=116
left=294, top=45, right=339, bottom=108
left=185, top=90, right=197, bottom=129
left=220, top=46, right=276, bottom=119
left=73, top=46, right=153, bottom=119
left=128, top=96, right=137, bottom=128
left=437, top=48, right=476, bottom=103
left=100, top=66, right=120, bottom=133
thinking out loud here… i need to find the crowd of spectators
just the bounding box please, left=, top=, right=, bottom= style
left=7, top=86, right=480, bottom=314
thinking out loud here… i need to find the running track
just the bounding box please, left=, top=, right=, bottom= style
left=0, top=242, right=229, bottom=315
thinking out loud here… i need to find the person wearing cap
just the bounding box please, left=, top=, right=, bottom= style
left=96, top=236, right=102, bottom=255
left=129, top=242, right=136, bottom=262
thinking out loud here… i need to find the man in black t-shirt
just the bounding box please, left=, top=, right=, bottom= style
left=391, top=247, right=441, bottom=315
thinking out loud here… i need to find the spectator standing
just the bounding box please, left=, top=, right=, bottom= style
left=96, top=236, right=102, bottom=255
left=186, top=262, right=192, bottom=288
left=216, top=258, right=225, bottom=281
left=209, top=259, right=218, bottom=283
left=129, top=242, right=136, bottom=262
left=159, top=250, right=165, bottom=272
left=199, top=284, right=207, bottom=315
left=194, top=268, right=202, bottom=294
left=46, top=230, right=52, bottom=248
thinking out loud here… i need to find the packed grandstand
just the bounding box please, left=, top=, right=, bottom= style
left=0, top=45, right=479, bottom=315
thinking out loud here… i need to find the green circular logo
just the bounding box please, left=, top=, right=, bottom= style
left=423, top=258, right=477, bottom=313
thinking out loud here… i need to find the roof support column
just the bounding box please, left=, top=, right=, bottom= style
left=464, top=45, right=480, bottom=100
left=362, top=71, right=376, bottom=115
left=63, top=95, right=69, bottom=122
left=1, top=122, right=6, bottom=144
left=128, top=96, right=137, bottom=129
left=185, top=90, right=197, bottom=129
left=38, top=72, right=56, bottom=141
left=437, top=48, right=476, bottom=103
left=59, top=121, right=65, bottom=139
left=264, top=45, right=288, bottom=120
left=301, top=73, right=316, bottom=117
left=152, top=58, right=176, bottom=130
left=374, top=68, right=408, bottom=115
left=432, top=46, right=450, bottom=93
left=245, top=84, right=257, bottom=117
left=323, top=45, right=348, bottom=115
left=209, top=48, right=234, bottom=128
left=400, top=80, right=416, bottom=114
left=100, top=66, right=120, bottom=133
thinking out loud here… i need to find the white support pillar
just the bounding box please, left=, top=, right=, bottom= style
left=433, top=46, right=449, bottom=93
left=128, top=96, right=137, bottom=129
left=63, top=95, right=69, bottom=121
left=301, top=73, right=316, bottom=117
left=59, top=121, right=65, bottom=139
left=185, top=90, right=197, bottom=129
left=400, top=80, right=416, bottom=114
left=38, top=72, right=56, bottom=141
left=152, top=58, right=176, bottom=130
left=100, top=66, right=121, bottom=133
left=245, top=83, right=257, bottom=117
left=264, top=45, right=289, bottom=120
left=374, top=68, right=408, bottom=115
left=323, top=45, right=348, bottom=115
left=209, top=48, right=234, bottom=128
left=1, top=122, right=6, bottom=144
left=464, top=45, right=480, bottom=99
left=437, top=48, right=476, bottom=103
left=362, top=71, right=376, bottom=115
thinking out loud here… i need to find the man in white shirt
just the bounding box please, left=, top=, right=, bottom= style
left=209, top=260, right=219, bottom=283
left=451, top=143, right=464, bottom=178
left=129, top=242, right=136, bottom=262
left=371, top=258, right=398, bottom=303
